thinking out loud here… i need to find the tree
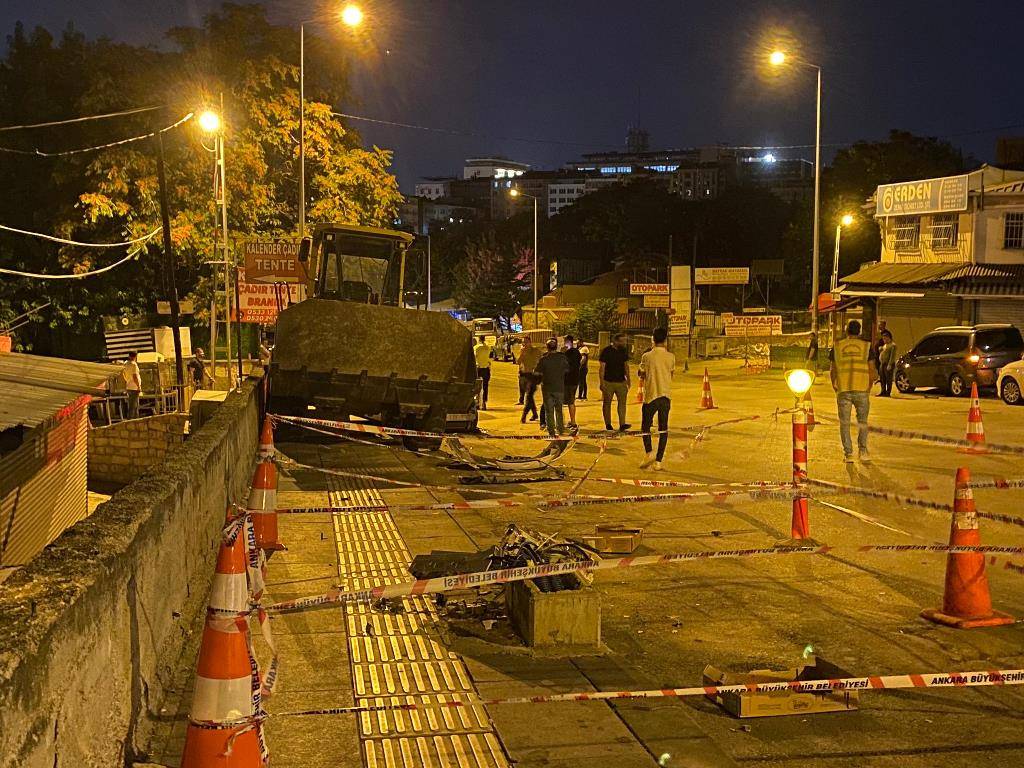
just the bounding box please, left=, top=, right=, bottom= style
left=452, top=231, right=531, bottom=323
left=555, top=298, right=620, bottom=340
left=0, top=4, right=403, bottom=353
left=823, top=130, right=974, bottom=279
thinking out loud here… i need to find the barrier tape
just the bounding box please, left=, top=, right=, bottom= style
left=565, top=440, right=607, bottom=497
left=810, top=498, right=912, bottom=536
left=243, top=499, right=525, bottom=515
left=539, top=486, right=798, bottom=508
left=269, top=668, right=1024, bottom=717
left=801, top=477, right=1024, bottom=529
left=968, top=477, right=1024, bottom=491
left=860, top=423, right=1024, bottom=456
left=590, top=477, right=791, bottom=490
left=272, top=413, right=448, bottom=439
left=275, top=455, right=514, bottom=497
left=262, top=542, right=1024, bottom=614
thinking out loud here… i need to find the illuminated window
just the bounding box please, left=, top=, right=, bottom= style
left=892, top=216, right=921, bottom=250
left=1005, top=212, right=1024, bottom=249
left=929, top=214, right=959, bottom=249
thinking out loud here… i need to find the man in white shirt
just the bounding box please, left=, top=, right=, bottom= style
left=638, top=327, right=675, bottom=470
left=123, top=350, right=142, bottom=419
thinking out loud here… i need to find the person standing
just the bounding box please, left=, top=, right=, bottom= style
left=123, top=350, right=142, bottom=419
left=518, top=336, right=542, bottom=422
left=577, top=343, right=590, bottom=400
left=638, top=327, right=675, bottom=470
left=473, top=335, right=493, bottom=410
left=534, top=337, right=569, bottom=437
left=806, top=331, right=819, bottom=367
left=877, top=329, right=897, bottom=397
left=830, top=320, right=877, bottom=463
left=599, top=333, right=631, bottom=432
left=188, top=347, right=213, bottom=389
left=563, top=335, right=582, bottom=432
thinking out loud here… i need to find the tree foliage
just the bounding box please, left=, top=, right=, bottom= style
left=451, top=231, right=531, bottom=323
left=554, top=298, right=620, bottom=340
left=0, top=3, right=402, bottom=353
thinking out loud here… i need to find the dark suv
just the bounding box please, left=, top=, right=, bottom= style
left=894, top=324, right=1024, bottom=396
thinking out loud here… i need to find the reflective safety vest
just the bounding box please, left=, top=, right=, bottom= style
left=833, top=337, right=872, bottom=392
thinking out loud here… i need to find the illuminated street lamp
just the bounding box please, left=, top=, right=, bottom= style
left=199, top=105, right=241, bottom=387
left=299, top=4, right=364, bottom=238
left=831, top=213, right=855, bottom=292
left=769, top=47, right=823, bottom=334
left=509, top=188, right=539, bottom=329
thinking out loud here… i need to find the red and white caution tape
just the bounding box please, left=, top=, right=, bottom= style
left=270, top=667, right=1024, bottom=717
left=565, top=440, right=607, bottom=497
left=861, top=424, right=1024, bottom=456
left=263, top=542, right=1024, bottom=614
left=811, top=499, right=911, bottom=536
left=590, top=477, right=791, bottom=490
left=968, top=477, right=1024, bottom=491
left=272, top=413, right=447, bottom=439
left=244, top=499, right=524, bottom=515
left=540, top=486, right=798, bottom=508
left=802, top=477, right=1024, bottom=529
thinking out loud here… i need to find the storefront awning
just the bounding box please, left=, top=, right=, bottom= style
left=839, top=262, right=962, bottom=286
left=941, top=264, right=1024, bottom=297
left=837, top=289, right=926, bottom=298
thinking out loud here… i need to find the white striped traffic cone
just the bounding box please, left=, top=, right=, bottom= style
left=959, top=383, right=987, bottom=454
left=699, top=368, right=717, bottom=410
left=257, top=416, right=274, bottom=460
left=181, top=509, right=265, bottom=767
left=248, top=460, right=283, bottom=552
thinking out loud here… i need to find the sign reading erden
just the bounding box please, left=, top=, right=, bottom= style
left=242, top=240, right=304, bottom=283
left=876, top=174, right=969, bottom=217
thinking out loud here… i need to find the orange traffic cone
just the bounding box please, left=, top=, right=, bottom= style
left=257, top=416, right=275, bottom=460
left=699, top=368, right=717, bottom=410
left=181, top=510, right=266, bottom=767
left=248, top=460, right=283, bottom=552
left=920, top=467, right=1014, bottom=629
left=959, top=383, right=988, bottom=453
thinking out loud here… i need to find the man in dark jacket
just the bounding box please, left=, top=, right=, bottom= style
left=534, top=337, right=569, bottom=437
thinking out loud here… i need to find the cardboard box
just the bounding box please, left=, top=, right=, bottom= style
left=702, top=657, right=859, bottom=718
left=580, top=525, right=643, bottom=554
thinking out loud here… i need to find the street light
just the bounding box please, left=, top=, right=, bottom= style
left=769, top=48, right=823, bottom=335
left=509, top=188, right=539, bottom=329
left=785, top=368, right=815, bottom=397
left=199, top=104, right=241, bottom=388
left=832, top=213, right=855, bottom=292
left=299, top=4, right=364, bottom=238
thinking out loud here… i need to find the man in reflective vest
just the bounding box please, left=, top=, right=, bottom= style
left=830, top=319, right=877, bottom=464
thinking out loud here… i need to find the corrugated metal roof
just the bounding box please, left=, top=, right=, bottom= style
left=840, top=262, right=962, bottom=286
left=942, top=263, right=1024, bottom=297
left=984, top=180, right=1024, bottom=195
left=940, top=263, right=1024, bottom=280
left=0, top=353, right=122, bottom=431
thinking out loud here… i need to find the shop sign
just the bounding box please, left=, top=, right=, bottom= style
left=876, top=174, right=969, bottom=217
left=723, top=314, right=782, bottom=336
left=695, top=267, right=750, bottom=285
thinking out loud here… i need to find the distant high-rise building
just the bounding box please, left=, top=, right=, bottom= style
left=626, top=125, right=650, bottom=154
left=996, top=137, right=1024, bottom=170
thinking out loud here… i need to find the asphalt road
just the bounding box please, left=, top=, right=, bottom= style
left=212, top=356, right=1024, bottom=768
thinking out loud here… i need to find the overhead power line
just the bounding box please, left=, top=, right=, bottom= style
left=0, top=104, right=163, bottom=133
left=0, top=223, right=160, bottom=248
left=332, top=111, right=601, bottom=148
left=0, top=245, right=146, bottom=280
left=0, top=112, right=194, bottom=158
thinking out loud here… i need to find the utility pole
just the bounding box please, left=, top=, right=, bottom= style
left=154, top=130, right=185, bottom=402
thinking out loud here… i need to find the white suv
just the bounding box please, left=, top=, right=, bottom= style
left=997, top=358, right=1024, bottom=405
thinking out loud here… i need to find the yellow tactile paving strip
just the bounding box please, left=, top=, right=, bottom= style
left=326, top=471, right=510, bottom=768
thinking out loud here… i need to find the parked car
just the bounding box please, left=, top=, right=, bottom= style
left=894, top=324, right=1024, bottom=396
left=997, top=358, right=1024, bottom=405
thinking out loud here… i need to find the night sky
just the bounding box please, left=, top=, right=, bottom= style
left=3, top=1, right=1023, bottom=191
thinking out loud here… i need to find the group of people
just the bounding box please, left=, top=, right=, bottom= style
left=473, top=330, right=677, bottom=470
left=809, top=321, right=898, bottom=398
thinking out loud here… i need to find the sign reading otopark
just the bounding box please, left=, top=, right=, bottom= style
left=722, top=313, right=783, bottom=336
left=875, top=174, right=969, bottom=217
left=242, top=241, right=304, bottom=283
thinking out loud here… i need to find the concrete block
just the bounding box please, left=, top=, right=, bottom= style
left=506, top=574, right=601, bottom=648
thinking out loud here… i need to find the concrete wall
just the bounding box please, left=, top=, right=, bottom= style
left=88, top=413, right=188, bottom=488
left=0, top=375, right=263, bottom=768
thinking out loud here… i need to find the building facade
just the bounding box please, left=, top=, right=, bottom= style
left=839, top=166, right=1024, bottom=347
